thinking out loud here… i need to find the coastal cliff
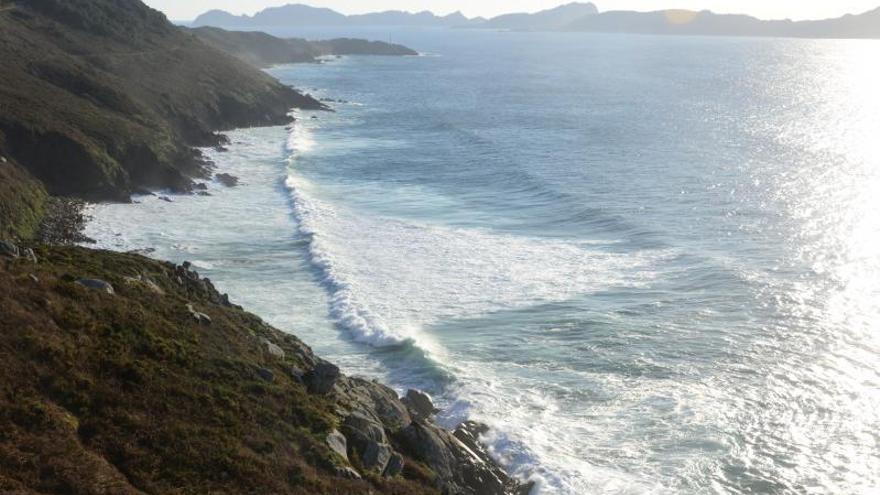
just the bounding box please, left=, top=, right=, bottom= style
left=0, top=0, right=323, bottom=204
left=0, top=244, right=531, bottom=495
left=0, top=1, right=530, bottom=493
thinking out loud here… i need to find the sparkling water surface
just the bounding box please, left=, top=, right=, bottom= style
left=85, top=30, right=880, bottom=494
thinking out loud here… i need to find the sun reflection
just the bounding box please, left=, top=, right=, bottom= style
left=767, top=40, right=880, bottom=493
left=664, top=10, right=699, bottom=25
left=805, top=42, right=880, bottom=332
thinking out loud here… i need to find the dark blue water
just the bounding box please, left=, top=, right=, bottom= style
left=90, top=29, right=880, bottom=494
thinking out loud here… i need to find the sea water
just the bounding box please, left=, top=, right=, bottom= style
left=85, top=30, right=880, bottom=494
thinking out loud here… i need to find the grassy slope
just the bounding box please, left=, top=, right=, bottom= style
left=0, top=0, right=322, bottom=201
left=0, top=246, right=439, bottom=494
left=0, top=133, right=48, bottom=241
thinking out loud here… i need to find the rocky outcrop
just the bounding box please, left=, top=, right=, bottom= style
left=305, top=361, right=341, bottom=395
left=404, top=389, right=438, bottom=419
left=327, top=373, right=529, bottom=493
left=398, top=420, right=534, bottom=495
left=215, top=173, right=240, bottom=187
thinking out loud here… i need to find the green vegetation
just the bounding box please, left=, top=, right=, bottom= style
left=0, top=136, right=48, bottom=240
left=0, top=246, right=439, bottom=494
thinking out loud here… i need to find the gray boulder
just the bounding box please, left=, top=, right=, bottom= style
left=76, top=279, right=115, bottom=295
left=260, top=338, right=285, bottom=359
left=361, top=440, right=392, bottom=473
left=334, top=376, right=411, bottom=431
left=343, top=412, right=387, bottom=446
left=304, top=361, right=340, bottom=395
left=403, top=389, right=437, bottom=419
left=326, top=429, right=348, bottom=461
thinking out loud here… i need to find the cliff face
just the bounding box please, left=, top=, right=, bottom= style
left=0, top=245, right=531, bottom=495
left=0, top=0, right=323, bottom=201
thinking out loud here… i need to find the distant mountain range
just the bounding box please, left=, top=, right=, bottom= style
left=192, top=4, right=481, bottom=29
left=193, top=2, right=880, bottom=39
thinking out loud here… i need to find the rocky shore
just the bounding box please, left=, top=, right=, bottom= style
left=0, top=243, right=532, bottom=494
left=36, top=198, right=94, bottom=246
left=0, top=1, right=533, bottom=492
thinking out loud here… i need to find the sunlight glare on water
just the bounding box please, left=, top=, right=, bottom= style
left=85, top=32, right=880, bottom=494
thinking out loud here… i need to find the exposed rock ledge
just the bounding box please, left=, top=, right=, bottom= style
left=0, top=243, right=532, bottom=495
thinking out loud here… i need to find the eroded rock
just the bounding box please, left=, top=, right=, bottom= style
left=215, top=173, right=239, bottom=187
left=399, top=420, right=532, bottom=495
left=403, top=389, right=437, bottom=419
left=333, top=376, right=411, bottom=432
left=343, top=411, right=387, bottom=447
left=362, top=440, right=392, bottom=473
left=76, top=279, right=115, bottom=295
left=326, top=429, right=348, bottom=461
left=304, top=361, right=339, bottom=395
left=260, top=338, right=285, bottom=360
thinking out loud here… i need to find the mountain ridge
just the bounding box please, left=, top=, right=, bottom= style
left=191, top=2, right=880, bottom=39
left=193, top=3, right=479, bottom=28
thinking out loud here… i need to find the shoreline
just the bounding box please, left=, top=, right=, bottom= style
left=1, top=242, right=534, bottom=494
left=73, top=122, right=539, bottom=494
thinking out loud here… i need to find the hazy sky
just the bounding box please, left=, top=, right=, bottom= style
left=144, top=0, right=880, bottom=22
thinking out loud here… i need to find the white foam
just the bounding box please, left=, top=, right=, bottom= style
left=284, top=169, right=663, bottom=348
left=280, top=118, right=678, bottom=493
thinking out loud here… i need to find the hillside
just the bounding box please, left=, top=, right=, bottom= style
left=0, top=244, right=532, bottom=494
left=0, top=0, right=322, bottom=209
left=189, top=27, right=418, bottom=69
left=476, top=2, right=598, bottom=31
left=192, top=3, right=475, bottom=28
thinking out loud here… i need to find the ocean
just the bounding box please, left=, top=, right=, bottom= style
left=85, top=29, right=880, bottom=494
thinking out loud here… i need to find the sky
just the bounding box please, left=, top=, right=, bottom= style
left=143, top=0, right=880, bottom=22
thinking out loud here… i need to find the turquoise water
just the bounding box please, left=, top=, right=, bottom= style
left=86, top=30, right=880, bottom=494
